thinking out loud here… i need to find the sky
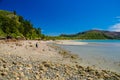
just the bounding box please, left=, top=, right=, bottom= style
left=0, top=0, right=120, bottom=35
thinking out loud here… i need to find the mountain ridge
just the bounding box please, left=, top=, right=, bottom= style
left=60, top=30, right=120, bottom=39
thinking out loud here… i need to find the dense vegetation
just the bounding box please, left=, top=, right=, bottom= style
left=60, top=30, right=120, bottom=39
left=0, top=10, right=42, bottom=39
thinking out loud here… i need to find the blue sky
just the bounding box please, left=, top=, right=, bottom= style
left=0, top=0, right=120, bottom=35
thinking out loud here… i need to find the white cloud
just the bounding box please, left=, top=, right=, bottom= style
left=109, top=23, right=120, bottom=32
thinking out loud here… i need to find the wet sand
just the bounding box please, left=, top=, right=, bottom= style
left=54, top=40, right=88, bottom=45
left=55, top=40, right=120, bottom=73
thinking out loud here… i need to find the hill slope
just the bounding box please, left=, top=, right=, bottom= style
left=0, top=10, right=41, bottom=39
left=60, top=30, right=120, bottom=39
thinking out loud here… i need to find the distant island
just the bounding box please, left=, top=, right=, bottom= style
left=0, top=10, right=120, bottom=40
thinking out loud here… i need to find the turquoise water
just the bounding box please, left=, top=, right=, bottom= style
left=61, top=40, right=120, bottom=61
left=59, top=40, right=120, bottom=72
left=76, top=40, right=120, bottom=43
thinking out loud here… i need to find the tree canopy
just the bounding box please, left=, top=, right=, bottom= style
left=0, top=10, right=42, bottom=39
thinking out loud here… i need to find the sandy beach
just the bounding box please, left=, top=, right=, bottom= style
left=54, top=40, right=88, bottom=45
left=0, top=40, right=120, bottom=80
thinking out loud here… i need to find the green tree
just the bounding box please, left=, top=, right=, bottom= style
left=13, top=11, right=16, bottom=15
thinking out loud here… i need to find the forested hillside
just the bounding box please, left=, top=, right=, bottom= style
left=0, top=10, right=42, bottom=39
left=60, top=30, right=120, bottom=39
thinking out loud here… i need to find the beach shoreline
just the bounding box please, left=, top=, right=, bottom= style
left=54, top=40, right=88, bottom=45
left=0, top=40, right=120, bottom=80
left=54, top=40, right=120, bottom=73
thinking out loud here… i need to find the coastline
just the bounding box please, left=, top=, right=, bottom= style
left=54, top=40, right=88, bottom=45
left=0, top=40, right=120, bottom=80
left=54, top=40, right=120, bottom=73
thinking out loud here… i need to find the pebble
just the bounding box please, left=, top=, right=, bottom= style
left=35, top=75, right=40, bottom=79
left=0, top=46, right=120, bottom=80
left=87, top=77, right=93, bottom=80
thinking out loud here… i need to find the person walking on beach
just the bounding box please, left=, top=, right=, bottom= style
left=36, top=42, right=38, bottom=48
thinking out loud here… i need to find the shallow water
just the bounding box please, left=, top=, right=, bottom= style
left=59, top=40, right=120, bottom=73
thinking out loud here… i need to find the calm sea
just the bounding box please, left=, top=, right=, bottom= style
left=59, top=40, right=120, bottom=72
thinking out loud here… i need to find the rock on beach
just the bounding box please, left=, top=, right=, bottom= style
left=0, top=40, right=120, bottom=80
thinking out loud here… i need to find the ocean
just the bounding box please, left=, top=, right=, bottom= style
left=59, top=40, right=120, bottom=73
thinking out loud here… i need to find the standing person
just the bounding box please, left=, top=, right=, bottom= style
left=36, top=42, right=38, bottom=48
